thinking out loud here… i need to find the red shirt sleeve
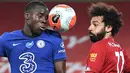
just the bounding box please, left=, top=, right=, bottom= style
left=86, top=42, right=107, bottom=73
left=123, top=50, right=130, bottom=73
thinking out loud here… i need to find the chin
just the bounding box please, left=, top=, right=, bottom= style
left=34, top=29, right=43, bottom=36
left=90, top=35, right=99, bottom=43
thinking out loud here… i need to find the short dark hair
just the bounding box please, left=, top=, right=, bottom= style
left=88, top=2, right=123, bottom=36
left=24, top=0, right=47, bottom=13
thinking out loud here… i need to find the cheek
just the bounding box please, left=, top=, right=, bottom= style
left=31, top=15, right=39, bottom=23
left=28, top=17, right=37, bottom=25
left=95, top=26, right=105, bottom=35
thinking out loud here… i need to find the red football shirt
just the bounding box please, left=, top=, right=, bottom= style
left=85, top=38, right=130, bottom=73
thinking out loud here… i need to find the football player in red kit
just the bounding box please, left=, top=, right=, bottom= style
left=85, top=2, right=130, bottom=73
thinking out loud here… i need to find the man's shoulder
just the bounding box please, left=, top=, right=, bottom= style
left=90, top=39, right=110, bottom=52
left=0, top=30, right=21, bottom=40
left=92, top=38, right=118, bottom=51
left=43, top=29, right=63, bottom=44
left=93, top=39, right=108, bottom=47
left=44, top=29, right=61, bottom=38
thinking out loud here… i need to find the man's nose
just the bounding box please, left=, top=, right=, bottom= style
left=88, top=25, right=92, bottom=31
left=41, top=17, right=48, bottom=24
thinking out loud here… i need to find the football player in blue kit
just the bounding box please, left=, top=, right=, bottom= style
left=0, top=0, right=66, bottom=73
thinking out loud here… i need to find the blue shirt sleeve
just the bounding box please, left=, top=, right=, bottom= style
left=0, top=33, right=7, bottom=57
left=53, top=36, right=66, bottom=62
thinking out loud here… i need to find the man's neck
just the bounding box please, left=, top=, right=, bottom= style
left=104, top=32, right=113, bottom=39
left=23, top=24, right=33, bottom=37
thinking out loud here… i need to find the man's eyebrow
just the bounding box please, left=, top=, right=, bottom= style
left=92, top=20, right=99, bottom=23
left=38, top=11, right=45, bottom=15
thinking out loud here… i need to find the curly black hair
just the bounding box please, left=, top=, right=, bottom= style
left=88, top=2, right=123, bottom=36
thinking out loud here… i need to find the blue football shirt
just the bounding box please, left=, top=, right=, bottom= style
left=0, top=29, right=66, bottom=73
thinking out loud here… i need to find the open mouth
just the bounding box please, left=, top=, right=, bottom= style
left=40, top=27, right=46, bottom=30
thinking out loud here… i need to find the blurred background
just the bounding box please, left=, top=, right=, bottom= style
left=0, top=0, right=130, bottom=73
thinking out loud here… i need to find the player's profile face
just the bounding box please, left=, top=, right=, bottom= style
left=27, top=6, right=49, bottom=35
left=88, top=16, right=106, bottom=42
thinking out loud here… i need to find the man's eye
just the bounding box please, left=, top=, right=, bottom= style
left=39, top=14, right=42, bottom=18
left=38, top=13, right=44, bottom=17
left=93, top=24, right=97, bottom=26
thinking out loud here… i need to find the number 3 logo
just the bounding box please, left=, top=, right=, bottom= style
left=19, top=52, right=37, bottom=73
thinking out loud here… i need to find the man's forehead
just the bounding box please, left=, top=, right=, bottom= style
left=91, top=16, right=104, bottom=22
left=35, top=6, right=49, bottom=13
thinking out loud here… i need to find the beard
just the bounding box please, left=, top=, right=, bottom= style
left=89, top=31, right=106, bottom=43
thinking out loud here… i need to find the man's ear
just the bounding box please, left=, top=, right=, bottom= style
left=105, top=25, right=112, bottom=33
left=24, top=12, right=30, bottom=20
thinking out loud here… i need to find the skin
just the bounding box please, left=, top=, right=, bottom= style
left=23, top=5, right=66, bottom=73
left=23, top=6, right=49, bottom=37
left=88, top=16, right=112, bottom=42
